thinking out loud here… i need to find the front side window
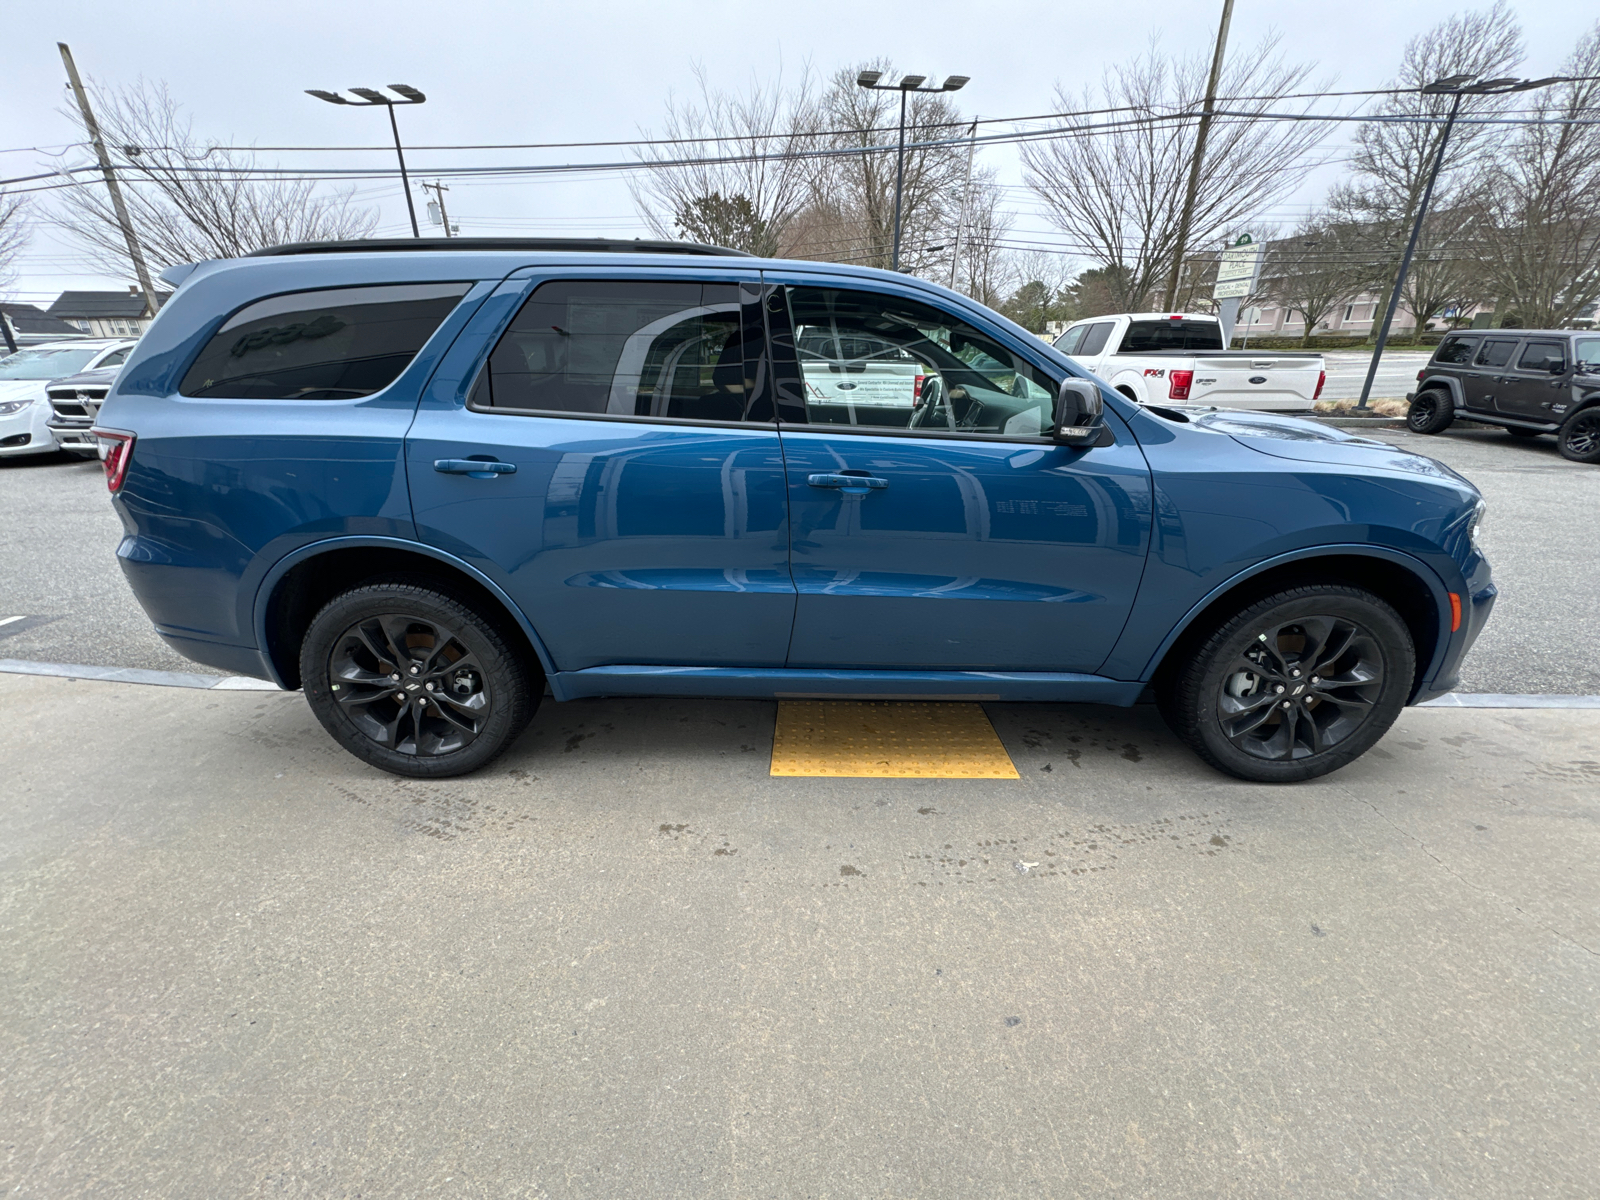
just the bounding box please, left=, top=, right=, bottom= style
left=1514, top=340, right=1565, bottom=373
left=97, top=347, right=130, bottom=368
left=1054, top=324, right=1089, bottom=355
left=1475, top=339, right=1519, bottom=369
left=1118, top=319, right=1226, bottom=353
left=775, top=286, right=1057, bottom=438
left=1434, top=336, right=1476, bottom=365
left=1077, top=322, right=1115, bottom=356
left=473, top=279, right=766, bottom=422
left=179, top=282, right=471, bottom=399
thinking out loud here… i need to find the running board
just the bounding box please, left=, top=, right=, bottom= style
left=549, top=665, right=1146, bottom=705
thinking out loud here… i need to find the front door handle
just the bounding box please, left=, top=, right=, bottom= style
left=807, top=472, right=889, bottom=496
left=435, top=458, right=517, bottom=479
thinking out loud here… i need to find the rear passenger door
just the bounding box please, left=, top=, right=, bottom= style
left=1500, top=339, right=1567, bottom=421
left=406, top=269, right=797, bottom=672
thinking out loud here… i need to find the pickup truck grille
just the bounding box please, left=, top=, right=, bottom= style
left=46, top=390, right=106, bottom=425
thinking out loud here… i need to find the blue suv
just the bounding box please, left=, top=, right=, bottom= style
left=95, top=238, right=1494, bottom=782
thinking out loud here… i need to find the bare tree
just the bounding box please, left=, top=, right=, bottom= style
left=0, top=190, right=27, bottom=294
left=1339, top=2, right=1523, bottom=331
left=1263, top=215, right=1386, bottom=346
left=950, top=174, right=1015, bottom=307
left=630, top=65, right=821, bottom=256
left=51, top=79, right=377, bottom=278
left=1022, top=36, right=1327, bottom=313
left=1475, top=21, right=1600, bottom=328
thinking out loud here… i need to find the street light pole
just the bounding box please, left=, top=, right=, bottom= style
left=307, top=85, right=428, bottom=238
left=1356, top=73, right=1558, bottom=410
left=856, top=70, right=969, bottom=272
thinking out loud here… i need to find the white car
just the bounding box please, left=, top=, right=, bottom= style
left=0, top=340, right=138, bottom=457
left=1054, top=313, right=1325, bottom=412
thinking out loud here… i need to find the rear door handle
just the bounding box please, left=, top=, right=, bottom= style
left=434, top=458, right=517, bottom=478
left=807, top=473, right=888, bottom=496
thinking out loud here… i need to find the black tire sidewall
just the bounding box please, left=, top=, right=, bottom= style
left=1407, top=389, right=1453, bottom=434
left=1557, top=408, right=1600, bottom=463
left=300, top=581, right=537, bottom=778
left=1162, top=587, right=1415, bottom=783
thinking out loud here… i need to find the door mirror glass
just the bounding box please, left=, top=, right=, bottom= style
left=1053, top=379, right=1105, bottom=444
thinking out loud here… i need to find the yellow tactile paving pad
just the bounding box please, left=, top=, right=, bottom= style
left=770, top=701, right=1020, bottom=779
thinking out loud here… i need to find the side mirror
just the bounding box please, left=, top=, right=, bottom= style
left=1053, top=378, right=1105, bottom=444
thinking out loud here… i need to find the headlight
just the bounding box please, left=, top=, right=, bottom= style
left=0, top=398, right=34, bottom=416
left=1468, top=499, right=1487, bottom=550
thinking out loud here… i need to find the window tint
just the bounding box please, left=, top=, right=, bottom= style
left=774, top=286, right=1057, bottom=437
left=1054, top=324, right=1088, bottom=355
left=179, top=283, right=469, bottom=399
left=1434, top=336, right=1476, bottom=365
left=474, top=280, right=767, bottom=422
left=1514, top=340, right=1565, bottom=372
left=1475, top=339, right=1519, bottom=368
left=1078, top=322, right=1114, bottom=356
left=1118, top=319, right=1225, bottom=352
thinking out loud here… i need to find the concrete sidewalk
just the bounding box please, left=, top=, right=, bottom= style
left=3, top=674, right=1596, bottom=1198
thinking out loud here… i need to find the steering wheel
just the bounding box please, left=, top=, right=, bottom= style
left=909, top=374, right=950, bottom=429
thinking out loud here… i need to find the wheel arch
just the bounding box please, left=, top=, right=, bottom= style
left=1142, top=548, right=1452, bottom=702
left=253, top=537, right=556, bottom=691
left=1416, top=373, right=1464, bottom=408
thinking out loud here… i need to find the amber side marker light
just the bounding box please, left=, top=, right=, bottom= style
left=1449, top=592, right=1462, bottom=632
left=91, top=428, right=135, bottom=493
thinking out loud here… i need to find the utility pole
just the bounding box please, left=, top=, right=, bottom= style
left=420, top=180, right=454, bottom=236
left=948, top=120, right=978, bottom=291
left=1163, top=0, right=1235, bottom=312
left=58, top=43, right=160, bottom=317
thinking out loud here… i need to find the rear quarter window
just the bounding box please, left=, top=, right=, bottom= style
left=1433, top=336, right=1476, bottom=365
left=178, top=282, right=471, bottom=399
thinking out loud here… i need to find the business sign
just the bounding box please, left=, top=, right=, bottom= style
left=1213, top=234, right=1266, bottom=301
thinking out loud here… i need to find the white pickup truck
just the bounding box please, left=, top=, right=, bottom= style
left=1052, top=312, right=1326, bottom=412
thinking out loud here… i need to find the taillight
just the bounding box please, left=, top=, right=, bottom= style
left=1416, top=369, right=1425, bottom=381
left=92, top=427, right=135, bottom=493
left=1314, top=370, right=1326, bottom=400
left=1168, top=369, right=1193, bottom=400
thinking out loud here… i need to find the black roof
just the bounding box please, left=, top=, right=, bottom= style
left=246, top=237, right=754, bottom=258
left=0, top=302, right=85, bottom=338
left=45, top=291, right=170, bottom=319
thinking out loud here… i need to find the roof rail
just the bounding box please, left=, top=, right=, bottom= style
left=245, top=237, right=755, bottom=258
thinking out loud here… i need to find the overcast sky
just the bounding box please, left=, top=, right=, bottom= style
left=4, top=0, right=1595, bottom=306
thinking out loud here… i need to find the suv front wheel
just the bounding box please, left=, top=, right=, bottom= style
left=1557, top=407, right=1600, bottom=463
left=300, top=577, right=541, bottom=778
left=1157, top=585, right=1415, bottom=783
left=1406, top=389, right=1455, bottom=434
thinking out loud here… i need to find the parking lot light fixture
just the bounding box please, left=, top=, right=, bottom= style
left=857, top=69, right=972, bottom=271
left=306, top=84, right=428, bottom=238
left=1357, top=73, right=1563, bottom=410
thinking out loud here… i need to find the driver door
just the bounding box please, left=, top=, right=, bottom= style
left=765, top=278, right=1152, bottom=673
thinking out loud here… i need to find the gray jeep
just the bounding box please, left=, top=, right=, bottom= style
left=1406, top=329, right=1600, bottom=463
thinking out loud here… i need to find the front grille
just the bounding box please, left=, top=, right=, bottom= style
left=51, top=402, right=92, bottom=419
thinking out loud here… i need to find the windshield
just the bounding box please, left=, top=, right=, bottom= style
left=1576, top=337, right=1600, bottom=369
left=0, top=347, right=100, bottom=380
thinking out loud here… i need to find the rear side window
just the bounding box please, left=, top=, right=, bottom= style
left=1119, top=319, right=1225, bottom=352
left=179, top=283, right=471, bottom=399
left=1434, top=336, right=1476, bottom=365
left=1077, top=321, right=1115, bottom=356
left=473, top=279, right=768, bottom=422
left=1474, top=339, right=1519, bottom=368
left=1515, top=340, right=1565, bottom=372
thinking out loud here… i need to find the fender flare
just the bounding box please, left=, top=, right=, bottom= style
left=1132, top=543, right=1458, bottom=698
left=1416, top=372, right=1465, bottom=409
left=250, top=535, right=560, bottom=689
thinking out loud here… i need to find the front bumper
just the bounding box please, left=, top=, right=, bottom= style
left=46, top=419, right=100, bottom=455
left=0, top=403, right=58, bottom=455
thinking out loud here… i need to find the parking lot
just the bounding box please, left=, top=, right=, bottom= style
left=3, top=419, right=1597, bottom=1197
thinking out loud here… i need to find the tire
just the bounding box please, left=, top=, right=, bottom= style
left=1157, top=585, right=1415, bottom=783
left=300, top=576, right=540, bottom=778
left=1406, top=388, right=1455, bottom=434
left=1506, top=426, right=1542, bottom=439
left=1556, top=407, right=1600, bottom=464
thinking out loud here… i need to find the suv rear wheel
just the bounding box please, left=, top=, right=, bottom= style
left=1157, top=585, right=1415, bottom=783
left=1406, top=389, right=1454, bottom=434
left=300, top=577, right=541, bottom=778
left=1557, top=407, right=1600, bottom=464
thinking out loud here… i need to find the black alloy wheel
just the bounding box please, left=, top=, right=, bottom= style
left=1158, top=585, right=1414, bottom=783
left=1557, top=407, right=1600, bottom=463
left=1406, top=389, right=1454, bottom=434
left=301, top=578, right=539, bottom=777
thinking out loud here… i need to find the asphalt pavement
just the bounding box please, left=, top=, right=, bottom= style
left=3, top=418, right=1595, bottom=695
left=2, top=673, right=1595, bottom=1197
